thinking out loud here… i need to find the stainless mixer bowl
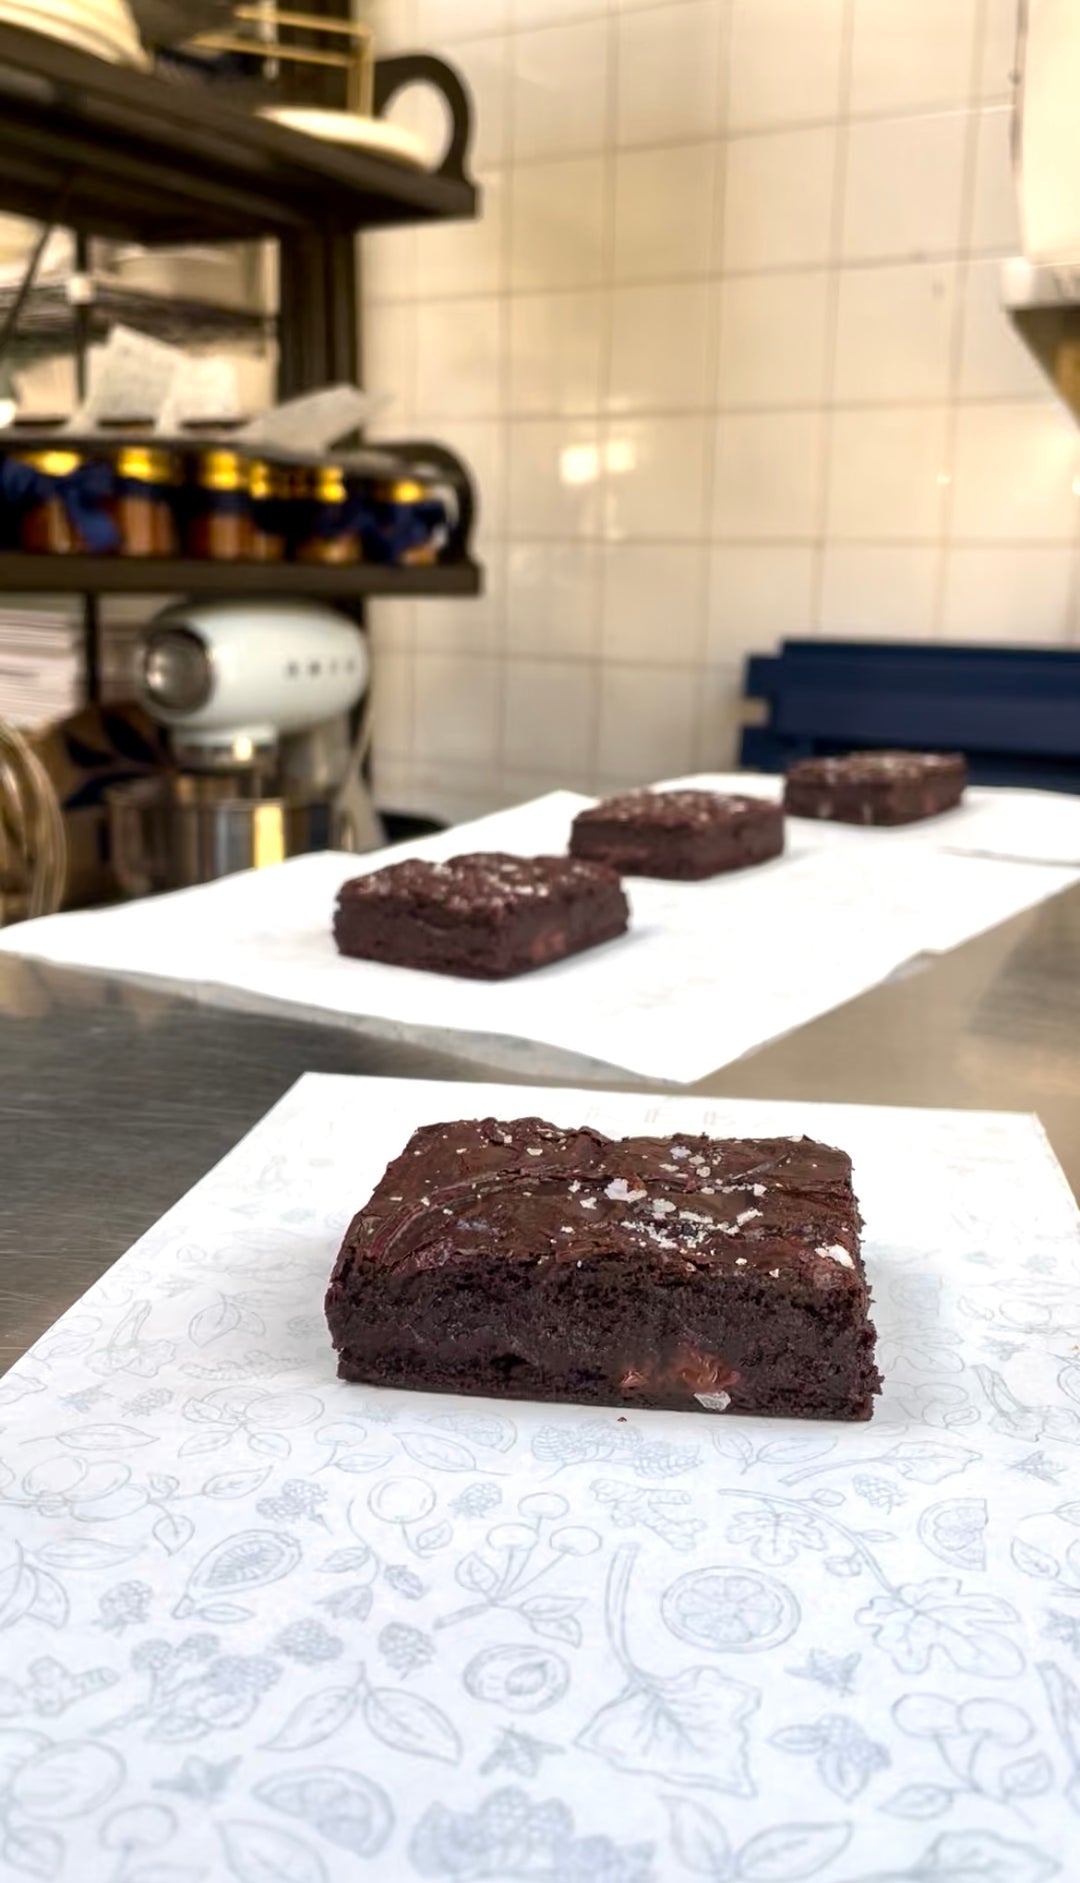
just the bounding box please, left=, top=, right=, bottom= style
left=107, top=773, right=338, bottom=898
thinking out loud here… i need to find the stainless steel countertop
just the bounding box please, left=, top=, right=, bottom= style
left=3, top=879, right=1080, bottom=1373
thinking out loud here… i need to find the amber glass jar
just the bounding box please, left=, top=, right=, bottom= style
left=16, top=450, right=85, bottom=554
left=185, top=449, right=254, bottom=561
left=249, top=459, right=288, bottom=563
left=371, top=475, right=446, bottom=566
left=295, top=464, right=360, bottom=565
left=111, top=446, right=179, bottom=557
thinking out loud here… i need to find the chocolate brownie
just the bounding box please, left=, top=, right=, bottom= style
left=784, top=751, right=966, bottom=826
left=325, top=1117, right=880, bottom=1420
left=333, top=852, right=629, bottom=980
left=570, top=789, right=785, bottom=880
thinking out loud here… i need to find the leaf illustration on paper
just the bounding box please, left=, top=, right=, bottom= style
left=883, top=1783, right=953, bottom=1819
left=578, top=1547, right=758, bottom=1794
left=518, top=1595, right=584, bottom=1648
left=174, top=1532, right=301, bottom=1619
left=320, top=1548, right=373, bottom=1576
left=1011, top=1539, right=1061, bottom=1581
left=361, top=1683, right=461, bottom=1765
left=189, top=1297, right=242, bottom=1348
left=454, top=1553, right=500, bottom=1597
left=219, top=1819, right=326, bottom=1883
left=57, top=1424, right=153, bottom=1452
left=254, top=1768, right=393, bottom=1860
left=1037, top=1660, right=1080, bottom=1813
left=664, top=1795, right=732, bottom=1876
left=203, top=1469, right=274, bottom=1500
left=264, top=1684, right=362, bottom=1754
left=857, top=1578, right=1024, bottom=1678
left=711, top=1431, right=754, bottom=1470
left=26, top=1570, right=68, bottom=1631
left=415, top=1522, right=453, bottom=1556
left=2, top=1824, right=63, bottom=1879
left=844, top=1829, right=1060, bottom=1883
left=397, top=1434, right=476, bottom=1473
left=879, top=1442, right=980, bottom=1484
left=918, top=1500, right=987, bottom=1571
left=757, top=1437, right=837, bottom=1468
left=1057, top=1502, right=1080, bottom=1528
left=737, top=1822, right=852, bottom=1880
left=153, top=1514, right=195, bottom=1557
left=36, top=1540, right=135, bottom=1572
left=726, top=1506, right=826, bottom=1568
left=423, top=1411, right=516, bottom=1453
left=10, top=1740, right=124, bottom=1820
left=1001, top=1753, right=1054, bottom=1799
left=179, top=1430, right=233, bottom=1458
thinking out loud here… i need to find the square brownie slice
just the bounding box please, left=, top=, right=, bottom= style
left=784, top=751, right=966, bottom=826
left=325, top=1117, right=880, bottom=1420
left=333, top=852, right=629, bottom=980
left=570, top=789, right=785, bottom=880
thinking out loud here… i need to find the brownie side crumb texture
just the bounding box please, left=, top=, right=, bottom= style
left=325, top=1117, right=881, bottom=1420
left=333, top=851, right=630, bottom=979
left=784, top=750, right=966, bottom=827
left=570, top=789, right=785, bottom=879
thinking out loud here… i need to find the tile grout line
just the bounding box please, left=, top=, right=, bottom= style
left=691, top=0, right=734, bottom=769
left=581, top=0, right=621, bottom=792
left=808, top=0, right=856, bottom=636
left=929, top=0, right=992, bottom=641
left=489, top=21, right=519, bottom=802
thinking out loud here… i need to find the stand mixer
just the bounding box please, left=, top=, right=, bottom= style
left=109, top=597, right=380, bottom=896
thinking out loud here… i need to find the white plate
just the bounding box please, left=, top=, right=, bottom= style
left=258, top=104, right=430, bottom=169
left=0, top=0, right=144, bottom=63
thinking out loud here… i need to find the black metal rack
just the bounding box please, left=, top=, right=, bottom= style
left=0, top=19, right=482, bottom=660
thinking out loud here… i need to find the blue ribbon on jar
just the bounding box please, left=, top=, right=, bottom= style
left=362, top=496, right=448, bottom=565
left=0, top=454, right=120, bottom=554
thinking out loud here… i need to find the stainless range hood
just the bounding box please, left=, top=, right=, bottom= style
left=1001, top=257, right=1080, bottom=421
left=1001, top=0, right=1080, bottom=420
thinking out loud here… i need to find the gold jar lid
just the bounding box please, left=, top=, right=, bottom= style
left=195, top=449, right=246, bottom=492
left=313, top=464, right=347, bottom=503
left=16, top=449, right=82, bottom=477
left=116, top=446, right=176, bottom=484
left=248, top=459, right=281, bottom=501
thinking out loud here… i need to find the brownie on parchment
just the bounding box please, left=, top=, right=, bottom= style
left=325, top=1117, right=880, bottom=1420
left=333, top=852, right=629, bottom=980
left=784, top=751, right=966, bottom=826
left=570, top=788, right=785, bottom=880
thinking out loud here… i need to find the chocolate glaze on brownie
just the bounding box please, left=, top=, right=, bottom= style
left=333, top=852, right=629, bottom=979
left=784, top=750, right=966, bottom=826
left=325, top=1117, right=880, bottom=1420
left=571, top=789, right=785, bottom=879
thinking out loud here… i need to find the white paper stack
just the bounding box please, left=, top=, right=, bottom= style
left=0, top=599, right=83, bottom=729
left=0, top=1073, right=1077, bottom=1881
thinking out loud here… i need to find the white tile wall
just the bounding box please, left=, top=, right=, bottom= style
left=363, top=0, right=1080, bottom=819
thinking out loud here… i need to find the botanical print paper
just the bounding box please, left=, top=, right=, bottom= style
left=0, top=792, right=1076, bottom=1083
left=1, top=1073, right=1079, bottom=1881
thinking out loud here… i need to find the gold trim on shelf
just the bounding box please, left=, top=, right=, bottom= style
left=191, top=7, right=374, bottom=115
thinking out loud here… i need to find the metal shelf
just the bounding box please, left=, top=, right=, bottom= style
left=0, top=27, right=479, bottom=242
left=0, top=554, right=482, bottom=598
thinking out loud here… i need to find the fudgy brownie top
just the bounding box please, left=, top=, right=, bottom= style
left=337, top=1116, right=861, bottom=1288
left=787, top=751, right=964, bottom=788
left=337, top=852, right=622, bottom=923
left=576, top=789, right=776, bottom=830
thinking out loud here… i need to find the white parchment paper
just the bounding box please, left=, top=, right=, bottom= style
left=1, top=789, right=1076, bottom=1083
left=1, top=1072, right=1079, bottom=1882
left=662, top=774, right=1080, bottom=868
